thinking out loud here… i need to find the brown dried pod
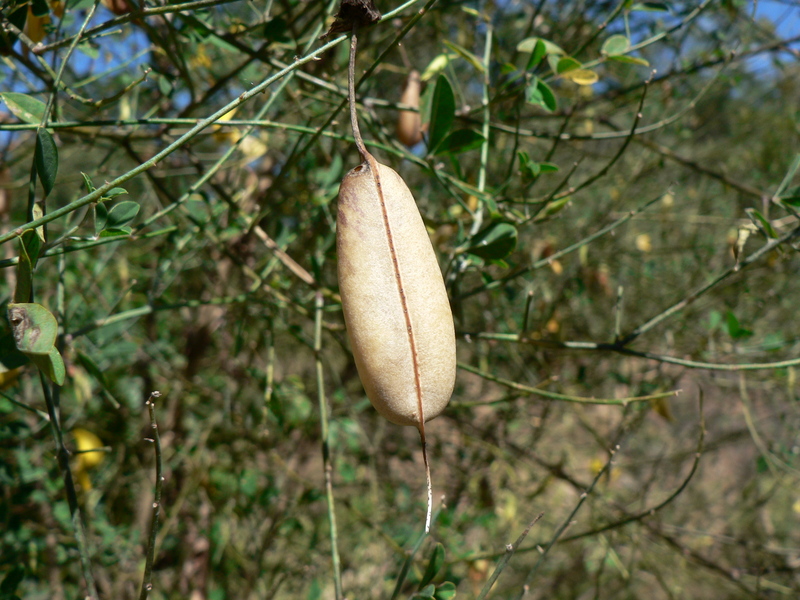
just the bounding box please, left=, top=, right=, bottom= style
left=338, top=30, right=456, bottom=531
left=396, top=70, right=423, bottom=147
left=337, top=160, right=456, bottom=429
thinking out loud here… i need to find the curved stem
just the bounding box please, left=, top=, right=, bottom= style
left=348, top=28, right=370, bottom=161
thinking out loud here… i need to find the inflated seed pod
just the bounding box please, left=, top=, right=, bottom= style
left=395, top=70, right=423, bottom=147
left=337, top=156, right=456, bottom=428
left=340, top=26, right=455, bottom=532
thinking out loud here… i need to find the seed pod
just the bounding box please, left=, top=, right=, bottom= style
left=337, top=158, right=456, bottom=428
left=341, top=26, right=455, bottom=532
left=396, top=70, right=423, bottom=147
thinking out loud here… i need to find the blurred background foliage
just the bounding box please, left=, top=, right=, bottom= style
left=1, top=0, right=800, bottom=598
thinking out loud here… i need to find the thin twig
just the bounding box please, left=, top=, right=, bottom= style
left=457, top=361, right=680, bottom=405
left=139, top=391, right=164, bottom=600
left=315, top=292, right=343, bottom=600
left=40, top=373, right=99, bottom=600
left=476, top=513, right=544, bottom=600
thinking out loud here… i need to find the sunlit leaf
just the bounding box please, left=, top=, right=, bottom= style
left=631, top=2, right=671, bottom=11
left=516, top=37, right=565, bottom=56
left=420, top=54, right=453, bottom=82
left=443, top=39, right=485, bottom=73
left=0, top=92, right=46, bottom=124
left=563, top=69, right=599, bottom=85
left=556, top=56, right=582, bottom=74
left=601, top=34, right=631, bottom=56
left=608, top=54, right=650, bottom=66
left=7, top=303, right=58, bottom=355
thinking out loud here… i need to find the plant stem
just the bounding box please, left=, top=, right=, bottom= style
left=348, top=28, right=369, bottom=162
left=315, top=292, right=343, bottom=599
left=139, top=391, right=164, bottom=600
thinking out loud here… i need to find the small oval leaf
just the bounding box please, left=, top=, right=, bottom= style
left=608, top=54, right=650, bottom=66
left=420, top=542, right=445, bottom=588
left=526, top=39, right=547, bottom=70
left=35, top=128, right=58, bottom=197
left=106, top=201, right=140, bottom=228
left=434, top=582, right=457, bottom=600
left=601, top=34, right=631, bottom=56
left=7, top=303, right=58, bottom=355
left=0, top=92, right=46, bottom=124
left=517, top=37, right=565, bottom=56
left=467, top=222, right=518, bottom=260
left=421, top=54, right=452, bottom=82
left=563, top=69, right=599, bottom=85
left=556, top=56, right=581, bottom=74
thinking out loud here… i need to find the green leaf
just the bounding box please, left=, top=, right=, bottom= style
left=6, top=303, right=58, bottom=355
left=435, top=130, right=485, bottom=155
left=106, top=201, right=140, bottom=228
left=526, top=39, right=547, bottom=70
left=467, top=222, right=518, bottom=260
left=104, top=187, right=128, bottom=199
left=35, top=128, right=58, bottom=197
left=631, top=2, right=671, bottom=11
left=516, top=37, right=565, bottom=56
left=0, top=93, right=47, bottom=124
left=99, top=227, right=132, bottom=237
left=526, top=77, right=557, bottom=112
left=82, top=172, right=96, bottom=194
left=542, top=196, right=570, bottom=217
left=420, top=54, right=453, bottom=82
left=420, top=543, right=445, bottom=588
left=779, top=185, right=800, bottom=206
left=608, top=54, right=650, bottom=66
left=556, top=56, right=582, bottom=74
left=745, top=208, right=777, bottom=238
left=434, top=582, right=457, bottom=600
left=601, top=34, right=631, bottom=56
left=726, top=311, right=753, bottom=340
left=95, top=202, right=108, bottom=234
left=428, top=75, right=456, bottom=153
left=30, top=347, right=65, bottom=386
left=443, top=39, right=485, bottom=73
left=562, top=69, right=599, bottom=85
left=415, top=584, right=436, bottom=599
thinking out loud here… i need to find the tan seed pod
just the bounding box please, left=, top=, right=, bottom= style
left=337, top=154, right=456, bottom=532
left=342, top=29, right=455, bottom=533
left=337, top=159, right=456, bottom=428
left=396, top=70, right=423, bottom=147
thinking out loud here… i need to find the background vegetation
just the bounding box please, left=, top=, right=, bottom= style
left=1, top=0, right=799, bottom=598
